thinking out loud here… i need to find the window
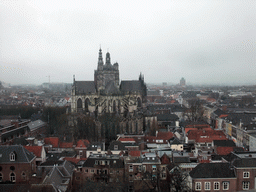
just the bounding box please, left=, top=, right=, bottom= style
left=129, top=165, right=133, bottom=172
left=116, top=170, right=119, bottom=174
left=110, top=170, right=113, bottom=174
left=138, top=165, right=142, bottom=172
left=243, top=181, right=250, bottom=190
left=214, top=182, right=220, bottom=190
left=205, top=182, right=210, bottom=190
left=10, top=172, right=16, bottom=182
left=129, top=174, right=133, bottom=181
left=195, top=182, right=201, bottom=191
left=243, top=172, right=250, bottom=178
left=10, top=152, right=15, bottom=161
left=21, top=172, right=26, bottom=181
left=95, top=160, right=99, bottom=165
left=223, top=182, right=229, bottom=190
left=79, top=150, right=83, bottom=156
left=114, top=145, right=118, bottom=150
left=143, top=165, right=146, bottom=172
left=152, top=165, right=157, bottom=172
left=10, top=166, right=15, bottom=171
left=90, top=169, right=95, bottom=173
left=0, top=173, right=3, bottom=182
left=161, top=172, right=166, bottom=179
left=85, top=169, right=88, bottom=173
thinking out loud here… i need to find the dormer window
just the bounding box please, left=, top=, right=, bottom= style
left=114, top=145, right=118, bottom=150
left=10, top=152, right=15, bottom=161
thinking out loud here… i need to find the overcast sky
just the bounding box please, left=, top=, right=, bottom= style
left=0, top=0, right=255, bottom=86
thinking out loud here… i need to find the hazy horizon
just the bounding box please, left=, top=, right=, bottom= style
left=1, top=0, right=255, bottom=86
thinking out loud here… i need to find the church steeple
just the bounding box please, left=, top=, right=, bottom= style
left=98, top=48, right=103, bottom=70
left=105, top=52, right=111, bottom=66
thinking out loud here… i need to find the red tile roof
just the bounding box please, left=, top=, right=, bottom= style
left=24, top=146, right=42, bottom=158
left=76, top=139, right=90, bottom=148
left=44, top=137, right=59, bottom=148
left=185, top=127, right=212, bottom=134
left=145, top=132, right=174, bottom=144
left=216, top=146, right=234, bottom=155
left=157, top=132, right=174, bottom=139
left=64, top=157, right=87, bottom=164
left=187, top=130, right=227, bottom=143
left=129, top=150, right=141, bottom=157
left=59, top=142, right=73, bottom=148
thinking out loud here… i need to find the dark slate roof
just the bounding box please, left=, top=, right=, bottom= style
left=27, top=120, right=46, bottom=131
left=190, top=163, right=236, bottom=178
left=233, top=158, right=256, bottom=168
left=75, top=81, right=96, bottom=94
left=157, top=114, right=179, bottom=121
left=213, top=108, right=225, bottom=117
left=46, top=150, right=76, bottom=161
left=211, top=154, right=223, bottom=161
left=12, top=137, right=29, bottom=145
left=0, top=145, right=35, bottom=163
left=169, top=137, right=182, bottom=145
left=108, top=140, right=126, bottom=151
left=173, top=157, right=190, bottom=164
left=226, top=113, right=256, bottom=126
left=40, top=160, right=65, bottom=166
left=120, top=81, right=142, bottom=92
left=213, top=140, right=236, bottom=147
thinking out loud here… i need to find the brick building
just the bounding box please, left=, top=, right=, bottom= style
left=0, top=145, right=36, bottom=184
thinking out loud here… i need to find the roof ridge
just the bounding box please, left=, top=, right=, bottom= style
left=21, top=145, right=30, bottom=162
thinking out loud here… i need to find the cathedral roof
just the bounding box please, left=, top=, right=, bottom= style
left=120, top=80, right=142, bottom=93
left=75, top=81, right=96, bottom=94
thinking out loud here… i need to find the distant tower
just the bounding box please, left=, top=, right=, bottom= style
left=97, top=48, right=104, bottom=70
left=180, top=77, right=186, bottom=87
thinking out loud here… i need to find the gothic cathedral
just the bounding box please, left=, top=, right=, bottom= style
left=70, top=49, right=147, bottom=136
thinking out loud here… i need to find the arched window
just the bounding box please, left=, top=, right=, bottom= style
left=118, top=100, right=121, bottom=114
left=85, top=98, right=90, bottom=112
left=10, top=172, right=16, bottom=182
left=10, top=152, right=15, bottom=161
left=0, top=173, right=3, bottom=182
left=126, top=122, right=129, bottom=133
left=137, top=97, right=142, bottom=108
left=113, top=100, right=116, bottom=113
left=95, top=105, right=98, bottom=118
left=77, top=98, right=82, bottom=109
left=21, top=172, right=26, bottom=181
left=124, top=104, right=128, bottom=118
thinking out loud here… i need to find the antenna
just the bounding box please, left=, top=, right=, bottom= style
left=46, top=75, right=50, bottom=84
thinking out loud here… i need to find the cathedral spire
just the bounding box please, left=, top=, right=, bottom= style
left=106, top=52, right=111, bottom=66
left=98, top=48, right=103, bottom=69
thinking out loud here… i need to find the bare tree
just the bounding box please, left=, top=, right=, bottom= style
left=183, top=99, right=205, bottom=122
